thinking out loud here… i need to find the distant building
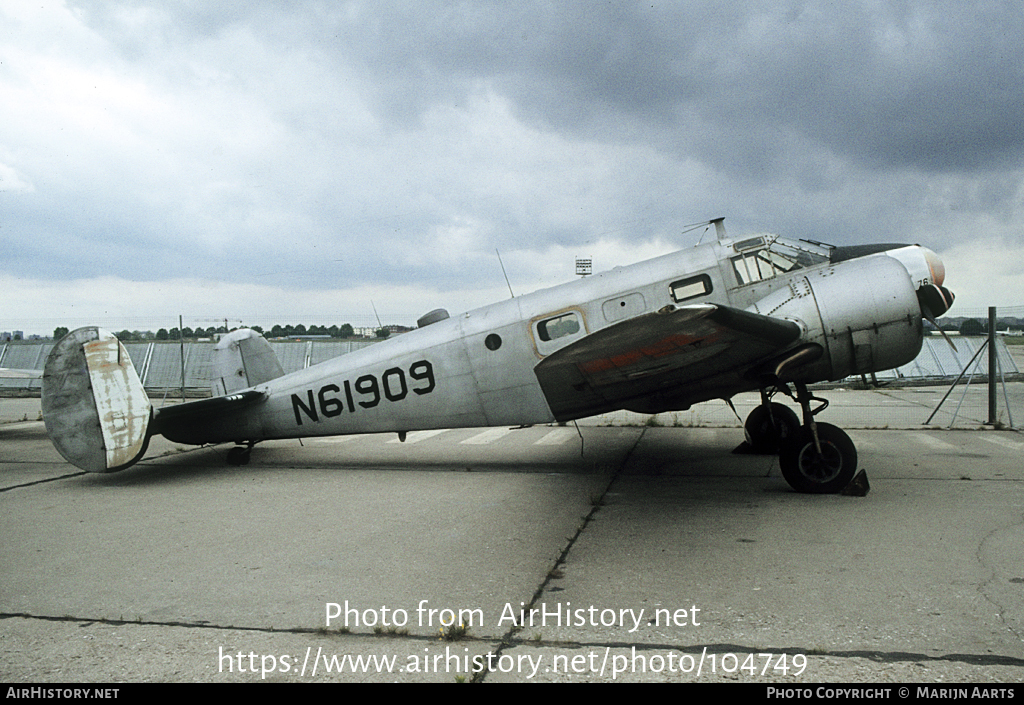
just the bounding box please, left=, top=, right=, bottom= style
left=352, top=325, right=412, bottom=338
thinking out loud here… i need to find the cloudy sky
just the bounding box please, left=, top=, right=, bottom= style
left=3, top=1, right=1022, bottom=335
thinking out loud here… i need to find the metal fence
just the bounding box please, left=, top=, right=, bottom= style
left=2, top=336, right=1019, bottom=394
left=0, top=339, right=378, bottom=394
left=886, top=336, right=1020, bottom=380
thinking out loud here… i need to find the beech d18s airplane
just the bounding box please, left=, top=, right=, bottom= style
left=37, top=218, right=953, bottom=493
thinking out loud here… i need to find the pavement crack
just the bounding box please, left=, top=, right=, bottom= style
left=977, top=511, right=1024, bottom=643
left=485, top=634, right=1024, bottom=669
left=471, top=428, right=647, bottom=683
left=0, top=471, right=86, bottom=492
left=0, top=612, right=293, bottom=634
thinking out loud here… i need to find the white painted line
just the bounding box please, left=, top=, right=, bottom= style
left=460, top=428, right=513, bottom=445
left=979, top=435, right=1024, bottom=451
left=846, top=432, right=878, bottom=451
left=914, top=434, right=959, bottom=451
left=311, top=436, right=360, bottom=444
left=534, top=428, right=575, bottom=445
left=387, top=429, right=448, bottom=444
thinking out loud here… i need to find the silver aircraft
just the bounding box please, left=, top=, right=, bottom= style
left=40, top=219, right=953, bottom=493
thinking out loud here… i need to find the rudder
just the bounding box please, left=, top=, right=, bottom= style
left=42, top=327, right=152, bottom=472
left=211, top=328, right=285, bottom=396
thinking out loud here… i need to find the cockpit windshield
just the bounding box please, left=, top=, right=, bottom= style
left=729, top=236, right=832, bottom=285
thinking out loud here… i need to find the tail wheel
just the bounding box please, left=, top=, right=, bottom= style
left=744, top=402, right=800, bottom=453
left=779, top=422, right=857, bottom=494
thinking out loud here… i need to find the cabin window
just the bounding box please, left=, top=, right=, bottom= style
left=669, top=274, right=712, bottom=302
left=537, top=312, right=581, bottom=342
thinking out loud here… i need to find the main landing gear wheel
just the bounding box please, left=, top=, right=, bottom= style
left=779, top=422, right=857, bottom=494
left=744, top=402, right=800, bottom=453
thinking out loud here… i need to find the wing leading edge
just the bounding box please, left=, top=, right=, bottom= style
left=534, top=304, right=802, bottom=420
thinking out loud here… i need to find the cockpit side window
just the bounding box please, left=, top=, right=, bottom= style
left=730, top=238, right=830, bottom=285
left=731, top=250, right=793, bottom=284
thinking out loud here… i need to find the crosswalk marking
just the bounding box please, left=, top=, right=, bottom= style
left=386, top=429, right=449, bottom=444
left=979, top=435, right=1024, bottom=451
left=846, top=432, right=878, bottom=451
left=461, top=428, right=514, bottom=445
left=534, top=428, right=575, bottom=445
left=914, top=434, right=959, bottom=451
left=308, top=427, right=1023, bottom=458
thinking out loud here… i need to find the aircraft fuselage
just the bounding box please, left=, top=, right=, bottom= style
left=163, top=234, right=932, bottom=445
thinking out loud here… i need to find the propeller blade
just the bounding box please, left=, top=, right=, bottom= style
left=918, top=284, right=957, bottom=352
left=923, top=308, right=958, bottom=352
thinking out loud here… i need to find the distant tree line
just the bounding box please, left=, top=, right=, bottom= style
left=52, top=324, right=366, bottom=342
left=924, top=318, right=1023, bottom=336
left=953, top=319, right=1021, bottom=336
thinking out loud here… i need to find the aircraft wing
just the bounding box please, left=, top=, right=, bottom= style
left=534, top=303, right=802, bottom=420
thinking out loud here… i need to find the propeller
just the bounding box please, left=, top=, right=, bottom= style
left=917, top=283, right=957, bottom=351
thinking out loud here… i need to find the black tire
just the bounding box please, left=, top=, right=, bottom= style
left=779, top=422, right=857, bottom=494
left=744, top=402, right=801, bottom=453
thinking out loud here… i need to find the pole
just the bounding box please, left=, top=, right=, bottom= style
left=988, top=307, right=997, bottom=425
left=180, top=314, right=186, bottom=401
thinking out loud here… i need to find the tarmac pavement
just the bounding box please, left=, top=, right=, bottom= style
left=1, top=384, right=1023, bottom=683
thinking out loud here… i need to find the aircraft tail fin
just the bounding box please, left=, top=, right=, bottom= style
left=211, top=328, right=285, bottom=396
left=42, top=327, right=152, bottom=472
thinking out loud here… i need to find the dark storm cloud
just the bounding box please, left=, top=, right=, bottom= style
left=66, top=0, right=1024, bottom=180
left=3, top=0, right=1021, bottom=326
left=253, top=1, right=1024, bottom=175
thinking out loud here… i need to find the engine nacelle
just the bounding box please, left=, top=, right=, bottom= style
left=811, top=255, right=923, bottom=378
left=749, top=255, right=923, bottom=382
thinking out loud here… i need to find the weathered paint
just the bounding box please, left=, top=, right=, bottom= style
left=43, top=327, right=151, bottom=472
left=83, top=335, right=152, bottom=470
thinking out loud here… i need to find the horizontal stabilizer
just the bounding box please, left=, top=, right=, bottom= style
left=42, top=328, right=152, bottom=472
left=152, top=389, right=265, bottom=441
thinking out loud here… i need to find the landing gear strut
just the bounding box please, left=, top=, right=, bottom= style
left=776, top=383, right=858, bottom=494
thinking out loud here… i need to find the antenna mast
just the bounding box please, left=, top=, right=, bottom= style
left=496, top=249, right=515, bottom=298
left=711, top=217, right=727, bottom=241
